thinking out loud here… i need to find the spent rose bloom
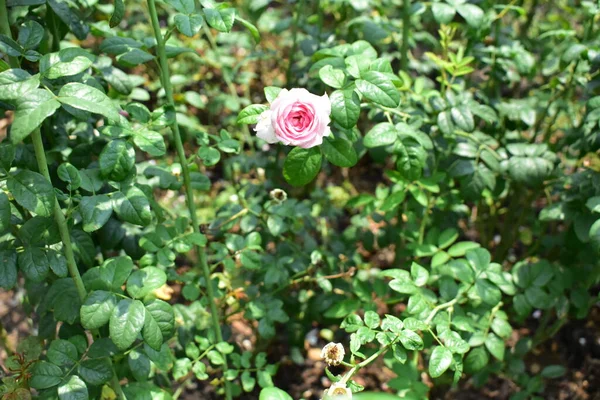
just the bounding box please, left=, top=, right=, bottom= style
left=323, top=382, right=352, bottom=399
left=254, top=88, right=331, bottom=148
left=321, top=342, right=345, bottom=366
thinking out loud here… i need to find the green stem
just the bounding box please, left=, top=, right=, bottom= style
left=31, top=132, right=87, bottom=301
left=0, top=0, right=19, bottom=68
left=400, top=0, right=410, bottom=72
left=286, top=0, right=305, bottom=86
left=341, top=338, right=398, bottom=384
left=145, top=2, right=231, bottom=399
left=418, top=194, right=433, bottom=245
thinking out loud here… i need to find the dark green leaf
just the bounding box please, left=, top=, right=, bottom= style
left=110, top=299, right=146, bottom=350
left=429, top=346, right=452, bottom=378
left=283, top=147, right=322, bottom=186
left=58, top=375, right=88, bottom=400
left=330, top=89, right=360, bottom=129
left=322, top=136, right=357, bottom=167
left=80, top=290, right=117, bottom=330
left=356, top=71, right=400, bottom=108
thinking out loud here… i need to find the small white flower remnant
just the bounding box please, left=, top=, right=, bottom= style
left=323, top=382, right=352, bottom=399
left=269, top=188, right=288, bottom=203
left=321, top=342, right=345, bottom=366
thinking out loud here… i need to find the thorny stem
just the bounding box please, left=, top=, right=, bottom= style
left=286, top=0, right=305, bottom=85
left=145, top=1, right=232, bottom=398
left=400, top=0, right=410, bottom=72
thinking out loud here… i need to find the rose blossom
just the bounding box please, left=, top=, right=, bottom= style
left=254, top=88, right=331, bottom=148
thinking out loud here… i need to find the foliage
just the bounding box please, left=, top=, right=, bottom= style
left=0, top=0, right=599, bottom=399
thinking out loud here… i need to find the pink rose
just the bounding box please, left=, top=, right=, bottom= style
left=254, top=88, right=331, bottom=149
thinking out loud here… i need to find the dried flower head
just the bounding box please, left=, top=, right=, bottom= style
left=269, top=188, right=288, bottom=203
left=323, top=382, right=352, bottom=399
left=321, top=342, right=345, bottom=366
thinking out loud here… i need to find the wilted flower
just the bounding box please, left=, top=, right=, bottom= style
left=321, top=342, right=345, bottom=366
left=269, top=188, right=288, bottom=203
left=254, top=88, right=332, bottom=149
left=323, top=382, right=352, bottom=399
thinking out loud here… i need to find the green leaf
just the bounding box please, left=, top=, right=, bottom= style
left=10, top=89, right=61, bottom=143
left=399, top=330, right=424, bottom=350
left=476, top=279, right=502, bottom=305
left=464, top=347, right=488, bottom=374
left=80, top=290, right=118, bottom=330
left=110, top=298, right=146, bottom=350
left=429, top=346, right=452, bottom=378
left=58, top=375, right=88, bottom=400
left=0, top=69, right=39, bottom=101
left=264, top=86, right=282, bottom=103
left=242, top=370, right=256, bottom=392
left=204, top=8, right=235, bottom=32
left=133, top=130, right=166, bottom=156
left=80, top=195, right=113, bottom=232
left=410, top=262, right=429, bottom=287
left=128, top=349, right=151, bottom=381
left=259, top=387, right=293, bottom=400
left=0, top=192, right=11, bottom=233
left=541, top=365, right=566, bottom=379
left=431, top=2, right=456, bottom=24
left=127, top=267, right=167, bottom=299
left=456, top=4, right=484, bottom=28
left=237, top=104, right=268, bottom=124
left=166, top=0, right=194, bottom=13
left=437, top=110, right=454, bottom=135
left=8, top=171, right=55, bottom=216
left=40, top=51, right=93, bottom=79
left=322, top=136, right=357, bottom=167
left=30, top=361, right=63, bottom=389
left=363, top=123, right=397, bottom=148
left=197, top=146, right=221, bottom=166
left=18, top=20, right=44, bottom=50
left=356, top=71, right=400, bottom=108
left=58, top=83, right=120, bottom=122
left=396, top=140, right=426, bottom=181
left=47, top=339, right=78, bottom=367
left=491, top=318, right=512, bottom=339
left=144, top=299, right=175, bottom=343
left=18, top=247, right=50, bottom=282
left=466, top=247, right=491, bottom=271
left=117, top=48, right=155, bottom=66
left=525, top=286, right=551, bottom=309
left=319, top=65, right=345, bottom=89
left=364, top=311, right=380, bottom=329
left=484, top=333, right=505, bottom=361
left=58, top=163, right=81, bottom=190
left=330, top=89, right=360, bottom=129
left=283, top=147, right=322, bottom=187
left=174, top=14, right=204, bottom=37
left=47, top=0, right=89, bottom=40
left=113, top=187, right=151, bottom=226
left=109, top=0, right=125, bottom=27
left=99, top=140, right=135, bottom=181
left=78, top=358, right=113, bottom=385
left=450, top=106, right=475, bottom=132
left=0, top=250, right=17, bottom=289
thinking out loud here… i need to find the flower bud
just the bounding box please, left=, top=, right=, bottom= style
left=320, top=342, right=345, bottom=366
